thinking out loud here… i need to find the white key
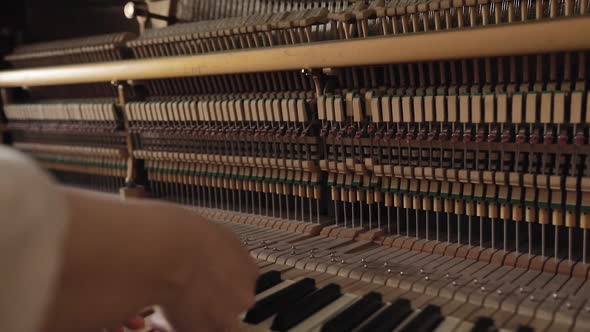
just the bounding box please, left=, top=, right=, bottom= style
left=290, top=294, right=358, bottom=332
left=393, top=309, right=422, bottom=332
left=354, top=303, right=395, bottom=331
left=255, top=280, right=294, bottom=302
left=434, top=316, right=462, bottom=331
left=254, top=315, right=277, bottom=330
left=453, top=321, right=475, bottom=332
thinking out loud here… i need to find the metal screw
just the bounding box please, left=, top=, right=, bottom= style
left=496, top=289, right=503, bottom=295
left=419, top=269, right=425, bottom=274
left=552, top=293, right=559, bottom=299
left=341, top=260, right=346, bottom=264
left=452, top=281, right=458, bottom=286
left=383, top=262, right=388, bottom=267
left=387, top=268, right=392, bottom=274
left=363, top=264, right=368, bottom=269
left=566, top=302, right=572, bottom=309
left=529, top=295, right=536, bottom=302
left=399, top=271, right=404, bottom=276
left=424, top=276, right=430, bottom=281
left=480, top=286, right=486, bottom=292
left=473, top=279, right=478, bottom=284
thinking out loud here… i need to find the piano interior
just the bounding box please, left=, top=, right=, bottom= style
left=1, top=0, right=590, bottom=331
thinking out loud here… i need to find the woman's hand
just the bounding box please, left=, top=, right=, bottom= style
left=43, top=188, right=257, bottom=332
left=165, top=220, right=257, bottom=331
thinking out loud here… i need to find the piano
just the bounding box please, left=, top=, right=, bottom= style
left=1, top=0, right=590, bottom=331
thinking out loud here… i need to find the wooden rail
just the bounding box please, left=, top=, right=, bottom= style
left=0, top=17, right=589, bottom=87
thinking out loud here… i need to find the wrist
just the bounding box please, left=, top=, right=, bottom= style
left=143, top=205, right=204, bottom=307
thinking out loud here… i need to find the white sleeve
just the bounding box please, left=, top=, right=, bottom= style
left=0, top=146, right=69, bottom=332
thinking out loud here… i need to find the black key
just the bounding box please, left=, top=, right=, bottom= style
left=320, top=291, right=383, bottom=332
left=244, top=278, right=315, bottom=324
left=255, top=270, right=282, bottom=294
left=516, top=325, right=535, bottom=332
left=398, top=304, right=443, bottom=332
left=357, top=298, right=413, bottom=332
left=271, top=283, right=342, bottom=331
left=470, top=317, right=497, bottom=332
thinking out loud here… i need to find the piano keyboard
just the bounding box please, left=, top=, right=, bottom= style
left=202, top=208, right=590, bottom=332
left=242, top=268, right=525, bottom=332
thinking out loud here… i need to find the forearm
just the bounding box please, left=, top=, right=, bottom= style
left=43, top=188, right=200, bottom=331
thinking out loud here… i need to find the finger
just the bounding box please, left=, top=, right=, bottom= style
left=138, top=307, right=156, bottom=317
left=149, top=323, right=171, bottom=332
left=235, top=289, right=256, bottom=311
left=123, top=316, right=146, bottom=329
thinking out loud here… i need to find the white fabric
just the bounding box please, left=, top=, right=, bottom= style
left=0, top=146, right=68, bottom=332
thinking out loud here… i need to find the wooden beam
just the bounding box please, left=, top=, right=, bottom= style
left=0, top=17, right=589, bottom=87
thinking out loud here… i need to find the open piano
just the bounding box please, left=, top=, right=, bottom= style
left=1, top=0, right=590, bottom=331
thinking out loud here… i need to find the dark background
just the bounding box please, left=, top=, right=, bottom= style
left=0, top=0, right=137, bottom=58
left=0, top=0, right=342, bottom=59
